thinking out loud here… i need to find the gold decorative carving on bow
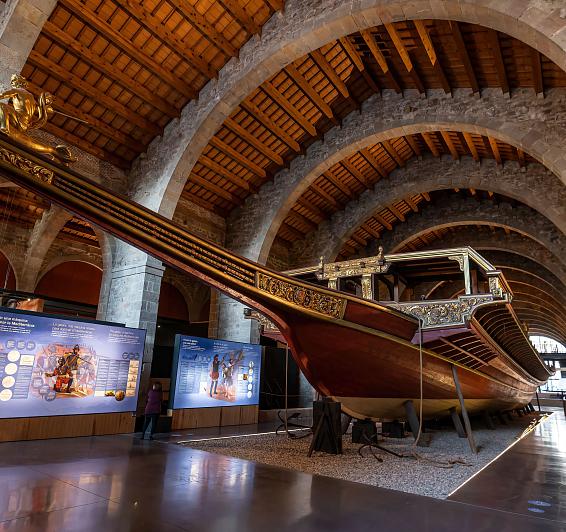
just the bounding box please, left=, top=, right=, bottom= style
left=256, top=273, right=346, bottom=319
left=0, top=74, right=76, bottom=165
left=488, top=276, right=505, bottom=299
left=448, top=254, right=465, bottom=271
left=387, top=295, right=497, bottom=329
left=317, top=253, right=389, bottom=281
left=0, top=146, right=53, bottom=183
left=244, top=309, right=281, bottom=335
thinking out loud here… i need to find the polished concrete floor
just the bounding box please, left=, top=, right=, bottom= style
left=450, top=409, right=566, bottom=524
left=1, top=413, right=564, bottom=531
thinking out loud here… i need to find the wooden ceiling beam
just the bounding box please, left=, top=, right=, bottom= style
left=351, top=233, right=368, bottom=247
left=60, top=0, right=197, bottom=98
left=285, top=64, right=338, bottom=125
left=198, top=155, right=255, bottom=192
left=422, top=191, right=431, bottom=201
left=342, top=241, right=358, bottom=255
left=27, top=80, right=142, bottom=152
left=296, top=197, right=327, bottom=220
left=310, top=183, right=343, bottom=209
left=264, top=0, right=284, bottom=12
left=413, top=20, right=451, bottom=94
left=168, top=0, right=238, bottom=58
left=374, top=213, right=393, bottom=231
left=28, top=50, right=161, bottom=135
left=42, top=21, right=177, bottom=118
left=530, top=49, right=544, bottom=97
left=449, top=21, right=479, bottom=95
left=217, top=0, right=261, bottom=36
left=188, top=173, right=242, bottom=205
left=310, top=49, right=350, bottom=99
left=45, top=121, right=130, bottom=168
left=405, top=196, right=419, bottom=212
left=281, top=222, right=306, bottom=240
left=122, top=0, right=216, bottom=79
left=181, top=190, right=223, bottom=215
left=287, top=209, right=318, bottom=232
left=360, top=29, right=402, bottom=93
left=384, top=23, right=425, bottom=94
left=224, top=118, right=284, bottom=165
left=462, top=132, right=480, bottom=161
left=404, top=134, right=422, bottom=158
left=440, top=131, right=459, bottom=160
left=487, top=136, right=502, bottom=164
left=323, top=170, right=353, bottom=198
left=360, top=148, right=387, bottom=179
left=341, top=158, right=371, bottom=188
left=240, top=100, right=301, bottom=153
left=487, top=29, right=510, bottom=96
left=381, top=139, right=405, bottom=167
left=361, top=222, right=381, bottom=239
left=388, top=203, right=405, bottom=222
left=420, top=132, right=440, bottom=157
left=261, top=82, right=317, bottom=137
left=339, top=36, right=380, bottom=94
left=209, top=136, right=267, bottom=179
left=517, top=148, right=526, bottom=167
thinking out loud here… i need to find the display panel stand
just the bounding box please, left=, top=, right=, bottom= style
left=0, top=412, right=135, bottom=442
left=171, top=405, right=259, bottom=430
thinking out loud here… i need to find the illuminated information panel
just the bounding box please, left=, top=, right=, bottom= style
left=0, top=309, right=146, bottom=418
left=170, top=335, right=262, bottom=409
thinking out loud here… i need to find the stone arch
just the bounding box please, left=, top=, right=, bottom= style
left=19, top=205, right=73, bottom=292
left=35, top=259, right=103, bottom=306
left=224, top=91, right=566, bottom=264
left=36, top=256, right=102, bottom=285
left=380, top=196, right=566, bottom=264
left=404, top=229, right=566, bottom=289
left=0, top=247, right=18, bottom=290
left=128, top=0, right=566, bottom=218
left=290, top=155, right=566, bottom=265
left=164, top=271, right=211, bottom=323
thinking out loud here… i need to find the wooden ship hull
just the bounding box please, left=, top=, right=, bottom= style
left=0, top=136, right=552, bottom=421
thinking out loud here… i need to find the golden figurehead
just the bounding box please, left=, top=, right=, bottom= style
left=0, top=74, right=76, bottom=164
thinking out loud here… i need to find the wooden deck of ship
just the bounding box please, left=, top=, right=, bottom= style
left=1, top=409, right=564, bottom=531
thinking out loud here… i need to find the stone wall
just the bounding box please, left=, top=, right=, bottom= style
left=226, top=89, right=566, bottom=265
left=126, top=0, right=566, bottom=219
left=288, top=155, right=565, bottom=266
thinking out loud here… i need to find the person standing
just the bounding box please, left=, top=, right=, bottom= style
left=141, top=382, right=162, bottom=440
left=209, top=354, right=220, bottom=397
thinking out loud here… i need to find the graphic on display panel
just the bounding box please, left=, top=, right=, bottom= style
left=171, top=335, right=262, bottom=409
left=0, top=309, right=146, bottom=418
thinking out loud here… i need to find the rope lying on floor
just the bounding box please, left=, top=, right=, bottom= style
left=360, top=319, right=472, bottom=469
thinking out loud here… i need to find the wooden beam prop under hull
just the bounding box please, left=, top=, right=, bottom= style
left=0, top=137, right=551, bottom=421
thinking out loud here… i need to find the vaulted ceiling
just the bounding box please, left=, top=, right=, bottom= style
left=182, top=19, right=565, bottom=218
left=1, top=2, right=564, bottom=340
left=21, top=0, right=283, bottom=168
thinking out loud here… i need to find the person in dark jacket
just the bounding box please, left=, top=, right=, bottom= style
left=141, top=381, right=162, bottom=440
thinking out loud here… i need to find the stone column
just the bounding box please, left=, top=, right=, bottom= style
left=0, top=0, right=57, bottom=88
left=216, top=293, right=258, bottom=344
left=97, top=237, right=164, bottom=411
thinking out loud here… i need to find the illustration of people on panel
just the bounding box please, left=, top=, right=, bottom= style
left=221, top=350, right=244, bottom=400
left=45, top=356, right=72, bottom=393
left=209, top=354, right=221, bottom=397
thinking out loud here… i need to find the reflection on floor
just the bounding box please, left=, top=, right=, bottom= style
left=449, top=409, right=566, bottom=523
left=0, top=412, right=564, bottom=531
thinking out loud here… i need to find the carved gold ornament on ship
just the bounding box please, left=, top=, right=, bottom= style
left=0, top=74, right=76, bottom=165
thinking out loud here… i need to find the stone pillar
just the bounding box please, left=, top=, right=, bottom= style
left=0, top=0, right=57, bottom=88
left=216, top=293, right=258, bottom=343
left=97, top=237, right=164, bottom=411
